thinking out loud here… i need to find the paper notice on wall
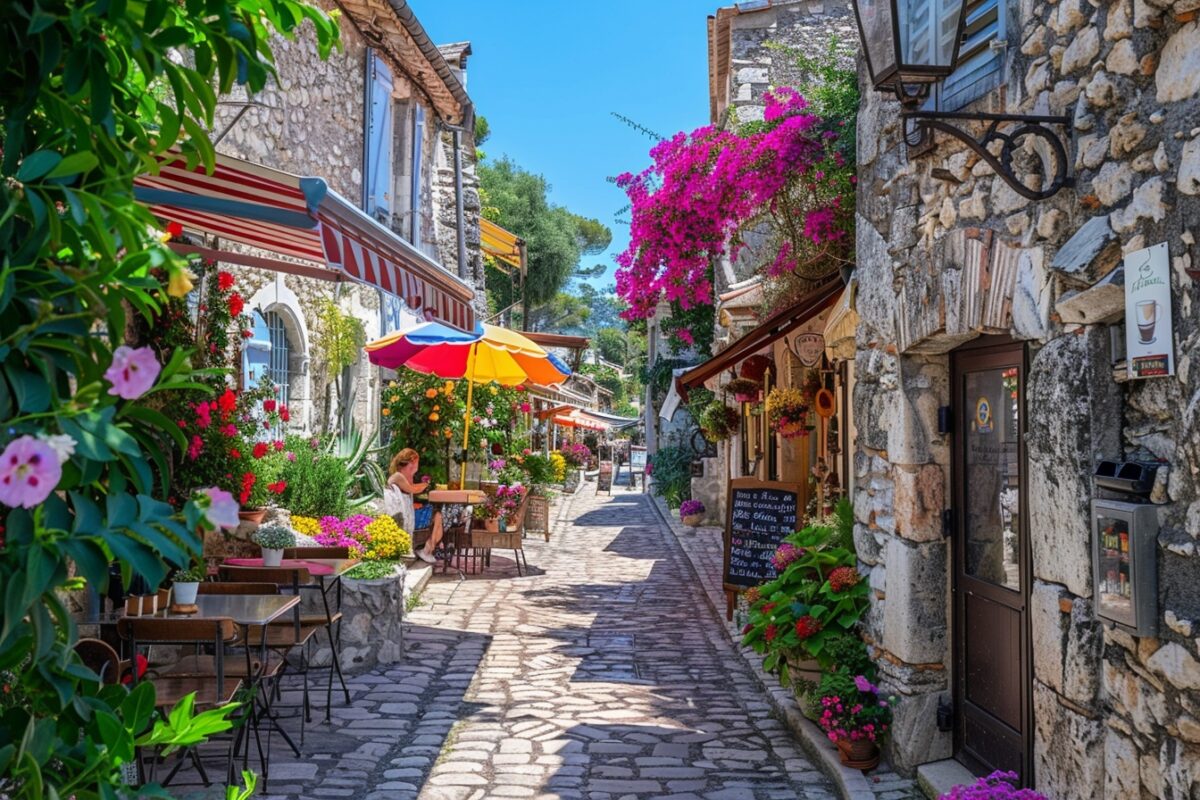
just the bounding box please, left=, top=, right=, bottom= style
left=1124, top=242, right=1175, bottom=379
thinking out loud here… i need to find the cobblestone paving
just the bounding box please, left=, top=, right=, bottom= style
left=182, top=486, right=841, bottom=799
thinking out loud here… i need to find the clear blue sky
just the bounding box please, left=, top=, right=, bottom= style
left=413, top=0, right=713, bottom=288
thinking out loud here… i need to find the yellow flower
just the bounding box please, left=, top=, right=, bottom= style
left=167, top=265, right=196, bottom=298
left=361, top=515, right=412, bottom=560
left=425, top=388, right=438, bottom=399
left=444, top=381, right=454, bottom=394
left=389, top=380, right=398, bottom=389
left=428, top=412, right=439, bottom=422
left=489, top=386, right=498, bottom=395
left=433, top=404, right=440, bottom=411
left=389, top=395, right=399, bottom=404
left=290, top=516, right=322, bottom=538
left=381, top=408, right=391, bottom=416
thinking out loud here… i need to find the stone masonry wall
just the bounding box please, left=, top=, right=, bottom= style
left=208, top=3, right=480, bottom=438
left=855, top=0, right=1200, bottom=794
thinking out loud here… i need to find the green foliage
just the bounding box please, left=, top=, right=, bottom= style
left=648, top=444, right=694, bottom=509
left=479, top=156, right=612, bottom=316
left=315, top=298, right=366, bottom=376
left=660, top=295, right=716, bottom=356
left=579, top=363, right=625, bottom=404
left=282, top=447, right=352, bottom=517
left=766, top=36, right=859, bottom=164
left=251, top=523, right=295, bottom=550
left=526, top=291, right=591, bottom=332
left=0, top=0, right=339, bottom=794
left=345, top=559, right=401, bottom=580
left=742, top=522, right=870, bottom=678
left=173, top=563, right=209, bottom=582
left=699, top=400, right=740, bottom=442
left=521, top=453, right=556, bottom=485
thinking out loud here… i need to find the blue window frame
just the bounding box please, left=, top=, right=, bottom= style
left=411, top=105, right=425, bottom=248
left=930, top=0, right=1005, bottom=111
left=265, top=311, right=291, bottom=414
left=365, top=49, right=394, bottom=223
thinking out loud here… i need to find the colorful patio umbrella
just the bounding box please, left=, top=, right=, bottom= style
left=365, top=321, right=571, bottom=483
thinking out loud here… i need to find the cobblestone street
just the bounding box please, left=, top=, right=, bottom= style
left=235, top=486, right=845, bottom=800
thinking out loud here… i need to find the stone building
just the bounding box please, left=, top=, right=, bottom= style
left=852, top=0, right=1200, bottom=795
left=147, top=0, right=485, bottom=439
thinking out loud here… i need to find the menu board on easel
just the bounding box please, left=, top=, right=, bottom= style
left=723, top=477, right=802, bottom=593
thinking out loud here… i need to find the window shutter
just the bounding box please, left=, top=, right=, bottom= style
left=243, top=310, right=272, bottom=389
left=411, top=105, right=425, bottom=248
left=937, top=0, right=1003, bottom=110
left=365, top=50, right=394, bottom=222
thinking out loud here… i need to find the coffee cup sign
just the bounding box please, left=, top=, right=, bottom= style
left=792, top=333, right=825, bottom=367
left=1124, top=242, right=1174, bottom=379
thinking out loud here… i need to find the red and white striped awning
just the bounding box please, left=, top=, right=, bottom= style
left=135, top=152, right=476, bottom=333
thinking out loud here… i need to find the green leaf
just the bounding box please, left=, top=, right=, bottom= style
left=4, top=364, right=50, bottom=413
left=103, top=532, right=165, bottom=589
left=59, top=418, right=113, bottom=462
left=46, top=152, right=99, bottom=179
left=17, top=151, right=63, bottom=181
left=63, top=538, right=110, bottom=591
left=106, top=493, right=137, bottom=528
left=122, top=680, right=157, bottom=734
left=94, top=710, right=134, bottom=764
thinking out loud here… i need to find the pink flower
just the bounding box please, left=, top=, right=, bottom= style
left=199, top=487, right=240, bottom=530
left=286, top=451, right=296, bottom=462
left=187, top=435, right=204, bottom=461
left=273, top=440, right=285, bottom=451
left=0, top=436, right=62, bottom=508
left=104, top=346, right=161, bottom=400
left=194, top=402, right=212, bottom=430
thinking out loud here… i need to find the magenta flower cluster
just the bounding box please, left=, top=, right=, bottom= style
left=679, top=499, right=705, bottom=518
left=771, top=542, right=803, bottom=571
left=314, top=514, right=374, bottom=549
left=615, top=87, right=849, bottom=324
left=939, top=772, right=1047, bottom=800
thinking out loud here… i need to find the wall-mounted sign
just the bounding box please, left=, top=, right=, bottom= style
left=792, top=333, right=825, bottom=366
left=1124, top=242, right=1175, bottom=379
left=975, top=396, right=993, bottom=434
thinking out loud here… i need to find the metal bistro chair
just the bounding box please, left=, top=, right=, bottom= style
left=217, top=565, right=324, bottom=742
left=116, top=616, right=247, bottom=788
left=459, top=493, right=531, bottom=576
left=165, top=582, right=298, bottom=775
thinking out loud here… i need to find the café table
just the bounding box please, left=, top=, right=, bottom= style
left=425, top=490, right=485, bottom=575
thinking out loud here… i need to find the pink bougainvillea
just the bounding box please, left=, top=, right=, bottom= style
left=615, top=88, right=853, bottom=328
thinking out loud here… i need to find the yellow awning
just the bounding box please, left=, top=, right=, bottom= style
left=823, top=279, right=859, bottom=360
left=481, top=218, right=523, bottom=271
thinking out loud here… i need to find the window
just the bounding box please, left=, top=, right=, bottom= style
left=929, top=0, right=1004, bottom=111
left=265, top=311, right=292, bottom=412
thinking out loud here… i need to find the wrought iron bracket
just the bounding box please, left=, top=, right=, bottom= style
left=901, top=111, right=1074, bottom=201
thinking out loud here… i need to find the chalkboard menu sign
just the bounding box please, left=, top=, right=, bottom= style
left=596, top=461, right=613, bottom=494
left=723, top=478, right=802, bottom=591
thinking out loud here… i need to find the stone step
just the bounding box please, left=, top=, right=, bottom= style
left=916, top=759, right=977, bottom=799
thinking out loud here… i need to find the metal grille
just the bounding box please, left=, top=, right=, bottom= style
left=265, top=311, right=290, bottom=412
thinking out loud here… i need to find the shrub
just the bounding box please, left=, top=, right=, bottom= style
left=647, top=445, right=694, bottom=509
left=283, top=451, right=352, bottom=517
left=549, top=452, right=567, bottom=482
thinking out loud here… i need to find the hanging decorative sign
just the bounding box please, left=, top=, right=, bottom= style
left=814, top=388, right=837, bottom=418
left=792, top=333, right=825, bottom=366
left=1124, top=242, right=1175, bottom=379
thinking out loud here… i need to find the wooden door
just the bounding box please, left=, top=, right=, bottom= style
left=951, top=341, right=1031, bottom=782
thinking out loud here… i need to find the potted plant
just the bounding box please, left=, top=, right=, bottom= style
left=940, top=771, right=1048, bottom=799
left=680, top=499, right=706, bottom=526
left=171, top=563, right=208, bottom=606
left=726, top=377, right=761, bottom=404
left=816, top=675, right=895, bottom=770
left=473, top=499, right=501, bottom=532
left=252, top=523, right=295, bottom=566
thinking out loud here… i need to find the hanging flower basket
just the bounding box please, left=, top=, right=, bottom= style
left=726, top=377, right=761, bottom=404
left=766, top=386, right=816, bottom=439
left=699, top=402, right=740, bottom=443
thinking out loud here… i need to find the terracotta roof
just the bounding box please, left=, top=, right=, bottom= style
left=337, top=0, right=472, bottom=126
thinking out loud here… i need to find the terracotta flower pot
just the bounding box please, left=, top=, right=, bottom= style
left=734, top=392, right=758, bottom=403
left=682, top=513, right=703, bottom=526
left=483, top=517, right=499, bottom=533
left=238, top=508, right=267, bottom=524
left=836, top=739, right=880, bottom=771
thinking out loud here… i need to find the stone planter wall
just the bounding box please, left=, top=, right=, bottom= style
left=303, top=566, right=406, bottom=673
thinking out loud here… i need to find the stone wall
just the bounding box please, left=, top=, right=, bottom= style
left=208, top=1, right=482, bottom=438
left=855, top=0, right=1200, bottom=794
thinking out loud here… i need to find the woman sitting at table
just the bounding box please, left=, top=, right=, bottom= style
left=387, top=448, right=443, bottom=564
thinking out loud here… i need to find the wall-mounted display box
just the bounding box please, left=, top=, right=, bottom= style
left=1092, top=499, right=1158, bottom=636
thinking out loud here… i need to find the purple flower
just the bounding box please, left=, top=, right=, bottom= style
left=286, top=451, right=296, bottom=462
left=199, top=487, right=240, bottom=530
left=853, top=675, right=875, bottom=694
left=771, top=543, right=802, bottom=571
left=0, top=436, right=62, bottom=508
left=104, top=346, right=161, bottom=400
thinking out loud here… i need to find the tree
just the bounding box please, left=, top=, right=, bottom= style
left=479, top=156, right=612, bottom=324
left=595, top=327, right=628, bottom=364
left=0, top=0, right=338, bottom=796
left=525, top=292, right=591, bottom=332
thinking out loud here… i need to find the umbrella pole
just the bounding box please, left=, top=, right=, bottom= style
left=459, top=342, right=477, bottom=487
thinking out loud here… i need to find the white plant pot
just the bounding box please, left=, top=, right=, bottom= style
left=173, top=581, right=200, bottom=605
left=262, top=548, right=284, bottom=567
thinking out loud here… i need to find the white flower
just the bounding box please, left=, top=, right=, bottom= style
left=37, top=433, right=76, bottom=464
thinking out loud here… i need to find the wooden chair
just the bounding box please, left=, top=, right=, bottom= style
left=75, top=637, right=129, bottom=685
left=116, top=616, right=245, bottom=787
left=456, top=494, right=530, bottom=576
left=217, top=565, right=328, bottom=741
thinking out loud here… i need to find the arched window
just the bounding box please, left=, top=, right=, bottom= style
left=265, top=310, right=292, bottom=410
